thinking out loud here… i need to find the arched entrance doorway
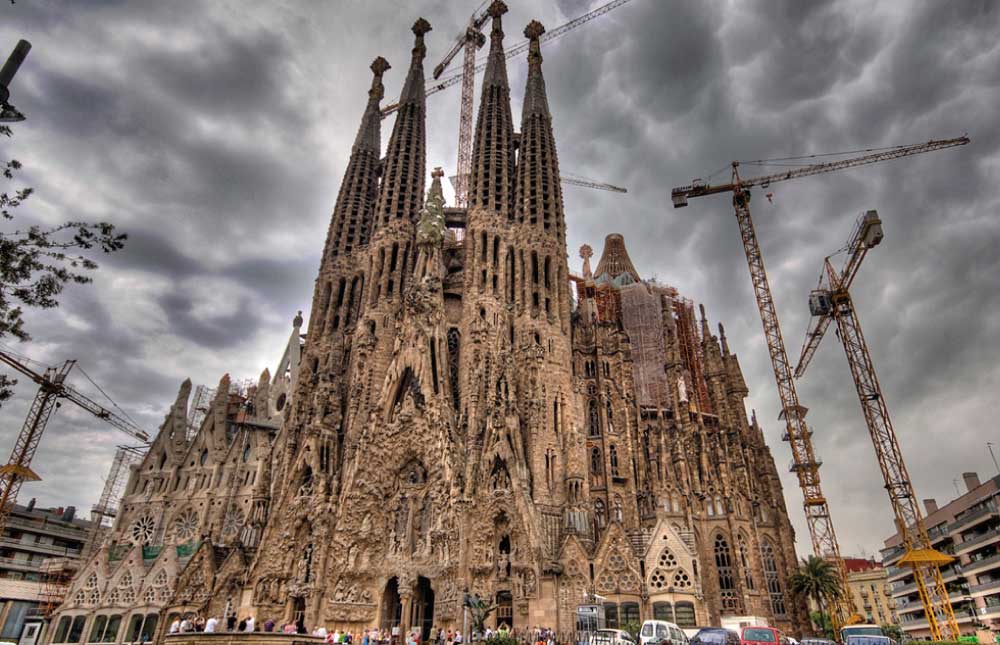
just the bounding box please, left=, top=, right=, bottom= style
left=381, top=578, right=402, bottom=634
left=495, top=591, right=512, bottom=629
left=292, top=596, right=306, bottom=630
left=412, top=577, right=434, bottom=642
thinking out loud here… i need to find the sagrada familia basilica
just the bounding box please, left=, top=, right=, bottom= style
left=48, top=3, right=807, bottom=642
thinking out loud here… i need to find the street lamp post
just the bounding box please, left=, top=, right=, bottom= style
left=0, top=39, right=31, bottom=122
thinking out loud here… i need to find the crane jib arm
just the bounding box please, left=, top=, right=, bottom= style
left=671, top=136, right=970, bottom=208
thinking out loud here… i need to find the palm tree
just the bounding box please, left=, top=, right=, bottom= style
left=788, top=556, right=844, bottom=635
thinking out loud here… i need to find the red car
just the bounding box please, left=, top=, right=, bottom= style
left=740, top=627, right=781, bottom=645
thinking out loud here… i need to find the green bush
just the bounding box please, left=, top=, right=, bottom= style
left=483, top=636, right=519, bottom=645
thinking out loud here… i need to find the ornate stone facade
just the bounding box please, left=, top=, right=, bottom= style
left=47, top=4, right=807, bottom=642
left=45, top=320, right=301, bottom=645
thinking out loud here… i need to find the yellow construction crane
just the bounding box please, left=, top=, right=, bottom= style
left=794, top=210, right=960, bottom=640
left=382, top=0, right=633, bottom=204
left=671, top=136, right=969, bottom=631
left=0, top=350, right=150, bottom=536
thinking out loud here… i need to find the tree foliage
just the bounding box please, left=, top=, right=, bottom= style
left=464, top=593, right=497, bottom=640
left=789, top=556, right=844, bottom=635
left=0, top=125, right=127, bottom=404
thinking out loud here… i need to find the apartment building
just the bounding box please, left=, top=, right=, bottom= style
left=843, top=558, right=897, bottom=626
left=0, top=500, right=93, bottom=645
left=881, top=472, right=1000, bottom=639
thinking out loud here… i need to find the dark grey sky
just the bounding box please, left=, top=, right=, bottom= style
left=1, top=1, right=997, bottom=557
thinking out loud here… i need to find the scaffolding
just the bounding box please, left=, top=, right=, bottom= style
left=37, top=556, right=83, bottom=618
left=185, top=384, right=216, bottom=441
left=618, top=282, right=670, bottom=407
left=91, top=445, right=146, bottom=528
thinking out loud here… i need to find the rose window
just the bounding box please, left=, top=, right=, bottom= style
left=222, top=507, right=246, bottom=538
left=650, top=569, right=668, bottom=589
left=672, top=569, right=693, bottom=588
left=128, top=515, right=156, bottom=545
left=173, top=509, right=199, bottom=542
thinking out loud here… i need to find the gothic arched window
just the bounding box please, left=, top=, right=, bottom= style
left=714, top=534, right=742, bottom=613
left=590, top=447, right=602, bottom=475
left=588, top=399, right=600, bottom=436
left=738, top=533, right=755, bottom=590
left=762, top=539, right=786, bottom=616
left=613, top=495, right=623, bottom=523
left=594, top=500, right=606, bottom=529
left=609, top=445, right=620, bottom=478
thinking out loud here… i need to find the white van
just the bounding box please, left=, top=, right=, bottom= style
left=640, top=620, right=688, bottom=645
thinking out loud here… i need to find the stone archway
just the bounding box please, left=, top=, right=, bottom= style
left=495, top=590, right=513, bottom=629
left=381, top=577, right=402, bottom=634
left=412, top=577, right=434, bottom=642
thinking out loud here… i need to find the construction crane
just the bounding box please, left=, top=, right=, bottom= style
left=382, top=0, right=633, bottom=205
left=671, top=135, right=970, bottom=630
left=450, top=171, right=626, bottom=195
left=0, top=350, right=150, bottom=536
left=794, top=210, right=960, bottom=640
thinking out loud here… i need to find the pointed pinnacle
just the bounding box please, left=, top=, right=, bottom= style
left=524, top=20, right=545, bottom=40
left=412, top=17, right=432, bottom=38
left=371, top=56, right=390, bottom=77
left=488, top=0, right=508, bottom=19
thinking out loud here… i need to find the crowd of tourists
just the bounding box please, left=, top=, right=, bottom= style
left=167, top=615, right=562, bottom=645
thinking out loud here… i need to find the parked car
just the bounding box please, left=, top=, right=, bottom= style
left=591, top=629, right=636, bottom=645
left=641, top=620, right=688, bottom=645
left=740, top=626, right=782, bottom=645
left=690, top=627, right=741, bottom=645
left=799, top=639, right=835, bottom=645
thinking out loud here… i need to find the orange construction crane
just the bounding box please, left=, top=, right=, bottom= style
left=382, top=0, right=633, bottom=204
left=794, top=210, right=960, bottom=640
left=671, top=136, right=969, bottom=630
left=0, top=350, right=150, bottom=537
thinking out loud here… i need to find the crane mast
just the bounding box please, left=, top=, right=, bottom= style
left=730, top=169, right=853, bottom=629
left=795, top=211, right=960, bottom=640
left=672, top=136, right=969, bottom=630
left=0, top=350, right=150, bottom=536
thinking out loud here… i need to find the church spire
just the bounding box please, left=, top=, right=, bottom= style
left=353, top=57, right=390, bottom=153
left=468, top=0, right=515, bottom=217
left=323, top=56, right=390, bottom=259
left=515, top=20, right=564, bottom=240
left=374, top=19, right=431, bottom=230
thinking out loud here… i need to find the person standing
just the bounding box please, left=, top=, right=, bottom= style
left=205, top=617, right=219, bottom=633
left=227, top=613, right=237, bottom=632
left=169, top=618, right=181, bottom=635
left=245, top=616, right=255, bottom=632
left=264, top=618, right=275, bottom=633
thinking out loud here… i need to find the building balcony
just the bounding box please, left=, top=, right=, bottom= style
left=956, top=528, right=1000, bottom=555
left=882, top=545, right=905, bottom=565
left=927, top=524, right=953, bottom=544
left=948, top=503, right=999, bottom=534
left=0, top=537, right=82, bottom=558
left=887, top=565, right=909, bottom=582
left=962, top=552, right=1000, bottom=576
left=969, top=579, right=1000, bottom=595
left=896, top=600, right=925, bottom=615
left=0, top=556, right=42, bottom=572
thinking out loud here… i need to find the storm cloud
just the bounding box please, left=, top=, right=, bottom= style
left=1, top=0, right=998, bottom=557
